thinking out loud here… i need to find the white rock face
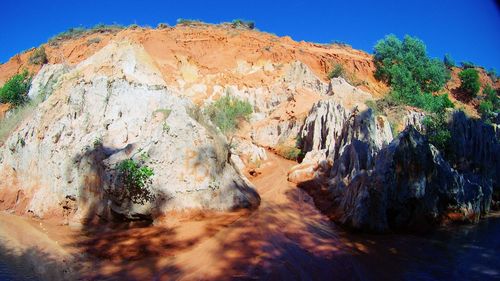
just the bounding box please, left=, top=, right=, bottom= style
left=328, top=78, right=373, bottom=110
left=289, top=99, right=393, bottom=181
left=27, top=64, right=70, bottom=100
left=0, top=41, right=259, bottom=222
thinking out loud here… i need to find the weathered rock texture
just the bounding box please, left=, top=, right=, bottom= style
left=333, top=127, right=492, bottom=232
left=0, top=41, right=260, bottom=223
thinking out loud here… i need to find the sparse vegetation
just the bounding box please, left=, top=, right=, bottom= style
left=157, top=23, right=169, bottom=29
left=487, top=68, right=498, bottom=83
left=460, top=61, right=476, bottom=69
left=115, top=153, right=155, bottom=204
left=86, top=37, right=102, bottom=46
left=328, top=63, right=345, bottom=79
left=0, top=70, right=32, bottom=106
left=443, top=54, right=455, bottom=68
left=330, top=40, right=352, bottom=48
left=459, top=68, right=480, bottom=97
left=205, top=94, right=253, bottom=134
left=48, top=24, right=125, bottom=45
left=176, top=18, right=204, bottom=26
left=231, top=19, right=255, bottom=30
left=0, top=95, right=42, bottom=143
left=29, top=46, right=48, bottom=65
left=275, top=143, right=302, bottom=161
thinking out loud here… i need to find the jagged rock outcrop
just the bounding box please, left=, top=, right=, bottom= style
left=289, top=99, right=393, bottom=183
left=449, top=111, right=500, bottom=190
left=0, top=41, right=260, bottom=223
left=327, top=127, right=493, bottom=232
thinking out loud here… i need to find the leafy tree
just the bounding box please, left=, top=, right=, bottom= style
left=205, top=94, right=253, bottom=134
left=374, top=35, right=450, bottom=94
left=458, top=68, right=480, bottom=97
left=373, top=34, right=452, bottom=113
left=443, top=53, right=455, bottom=68
left=0, top=70, right=32, bottom=106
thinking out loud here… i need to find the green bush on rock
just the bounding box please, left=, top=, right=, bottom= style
left=459, top=68, right=480, bottom=97
left=205, top=94, right=253, bottom=134
left=115, top=154, right=155, bottom=204
left=0, top=70, right=32, bottom=106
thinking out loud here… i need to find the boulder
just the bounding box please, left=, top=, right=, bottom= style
left=0, top=41, right=260, bottom=223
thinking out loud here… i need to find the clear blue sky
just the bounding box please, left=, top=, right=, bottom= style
left=1, top=0, right=499, bottom=70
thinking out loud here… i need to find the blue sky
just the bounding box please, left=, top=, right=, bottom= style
left=1, top=0, right=499, bottom=70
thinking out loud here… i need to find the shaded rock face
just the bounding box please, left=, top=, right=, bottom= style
left=0, top=41, right=260, bottom=223
left=449, top=111, right=500, bottom=191
left=326, top=127, right=493, bottom=232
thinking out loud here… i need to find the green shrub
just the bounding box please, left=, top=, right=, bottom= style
left=29, top=46, right=48, bottom=65
left=461, top=61, right=476, bottom=69
left=328, top=63, right=345, bottom=79
left=423, top=113, right=451, bottom=153
left=176, top=18, right=204, bottom=26
left=0, top=70, right=32, bottom=106
left=374, top=34, right=450, bottom=94
left=487, top=68, right=498, bottom=82
left=48, top=24, right=125, bottom=45
left=205, top=94, right=253, bottom=134
left=275, top=143, right=302, bottom=161
left=157, top=23, right=170, bottom=29
left=479, top=84, right=499, bottom=120
left=479, top=100, right=494, bottom=117
left=115, top=155, right=155, bottom=204
left=459, top=68, right=480, bottom=97
left=231, top=19, right=255, bottom=30
left=443, top=53, right=455, bottom=68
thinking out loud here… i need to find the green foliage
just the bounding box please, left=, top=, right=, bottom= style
left=0, top=70, right=32, bottom=106
left=275, top=143, right=302, bottom=161
left=48, top=24, right=125, bottom=45
left=423, top=113, right=451, bottom=153
left=374, top=34, right=450, bottom=94
left=29, top=46, right=48, bottom=65
left=373, top=34, right=452, bottom=114
left=479, top=84, right=499, bottom=121
left=328, top=63, right=345, bottom=79
left=460, top=61, right=476, bottom=69
left=487, top=68, right=498, bottom=82
left=443, top=53, right=455, bottom=68
left=116, top=156, right=155, bottom=204
left=231, top=19, right=255, bottom=30
left=205, top=94, right=253, bottom=134
left=458, top=68, right=480, bottom=97
left=176, top=18, right=204, bottom=26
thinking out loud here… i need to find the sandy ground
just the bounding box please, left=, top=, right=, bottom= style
left=0, top=152, right=364, bottom=280
left=1, top=152, right=499, bottom=280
